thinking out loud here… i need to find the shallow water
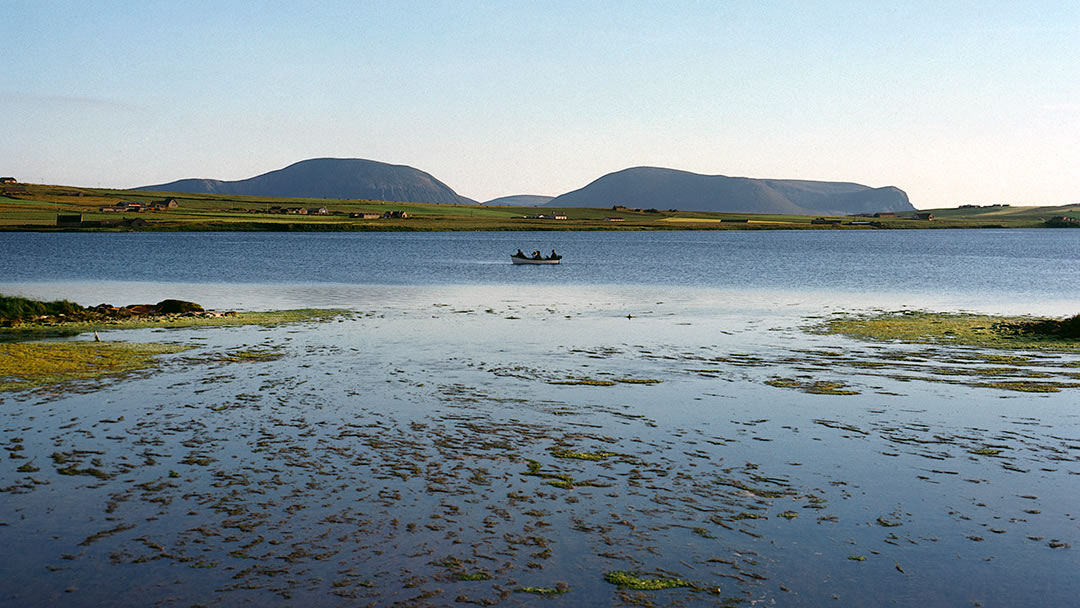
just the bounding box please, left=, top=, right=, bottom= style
left=1, top=285, right=1077, bottom=606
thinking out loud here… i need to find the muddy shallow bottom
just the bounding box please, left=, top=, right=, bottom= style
left=1, top=286, right=1077, bottom=607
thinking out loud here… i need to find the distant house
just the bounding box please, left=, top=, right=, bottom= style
left=1048, top=216, right=1079, bottom=226
left=307, top=207, right=329, bottom=215
left=149, top=198, right=178, bottom=211
left=873, top=212, right=896, bottom=218
left=911, top=212, right=934, bottom=221
left=383, top=211, right=409, bottom=219
left=604, top=217, right=624, bottom=222
left=101, top=201, right=143, bottom=212
left=350, top=212, right=381, bottom=219
left=56, top=214, right=83, bottom=228
left=0, top=177, right=16, bottom=184
left=811, top=217, right=842, bottom=225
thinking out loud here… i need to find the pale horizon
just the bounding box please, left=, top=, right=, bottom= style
left=4, top=1, right=1078, bottom=209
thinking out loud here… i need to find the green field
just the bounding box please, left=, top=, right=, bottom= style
left=2, top=182, right=1078, bottom=231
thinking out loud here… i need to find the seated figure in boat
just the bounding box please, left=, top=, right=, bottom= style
left=532, top=251, right=541, bottom=259
left=515, top=249, right=525, bottom=258
left=549, top=250, right=558, bottom=260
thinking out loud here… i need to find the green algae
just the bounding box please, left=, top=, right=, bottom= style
left=816, top=311, right=1080, bottom=350
left=0, top=341, right=193, bottom=392
left=456, top=571, right=492, bottom=581
left=551, top=378, right=617, bottom=386
left=1, top=308, right=349, bottom=337
left=514, top=582, right=569, bottom=594
left=604, top=570, right=691, bottom=590
left=969, top=380, right=1072, bottom=393
left=211, top=349, right=285, bottom=363
left=765, top=377, right=859, bottom=395
left=549, top=448, right=619, bottom=461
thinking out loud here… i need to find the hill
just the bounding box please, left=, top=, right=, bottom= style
left=136, top=158, right=476, bottom=205
left=483, top=194, right=554, bottom=206
left=547, top=167, right=914, bottom=215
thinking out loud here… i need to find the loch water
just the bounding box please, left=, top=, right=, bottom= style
left=0, top=230, right=1078, bottom=607
left=2, top=229, right=1079, bottom=313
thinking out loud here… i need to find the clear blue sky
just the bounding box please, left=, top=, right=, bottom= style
left=3, top=0, right=1077, bottom=207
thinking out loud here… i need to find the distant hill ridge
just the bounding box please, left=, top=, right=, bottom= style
left=137, top=158, right=476, bottom=205
left=546, top=167, right=914, bottom=215
left=138, top=158, right=914, bottom=214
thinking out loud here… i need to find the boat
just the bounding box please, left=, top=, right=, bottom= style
left=511, top=251, right=561, bottom=265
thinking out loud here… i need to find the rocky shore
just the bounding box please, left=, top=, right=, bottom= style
left=1, top=297, right=235, bottom=328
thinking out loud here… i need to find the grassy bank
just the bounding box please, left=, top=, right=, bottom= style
left=3, top=182, right=1078, bottom=231
left=0, top=296, right=350, bottom=391
left=2, top=308, right=349, bottom=339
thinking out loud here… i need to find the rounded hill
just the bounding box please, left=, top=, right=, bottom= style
left=137, top=158, right=476, bottom=205
left=547, top=167, right=914, bottom=215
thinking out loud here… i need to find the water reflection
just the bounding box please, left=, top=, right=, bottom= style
left=1, top=280, right=1075, bottom=317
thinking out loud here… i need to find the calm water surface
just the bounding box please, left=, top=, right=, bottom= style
left=0, top=230, right=1077, bottom=607
left=1, top=229, right=1078, bottom=313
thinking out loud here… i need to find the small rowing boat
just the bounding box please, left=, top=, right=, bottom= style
left=511, top=251, right=561, bottom=265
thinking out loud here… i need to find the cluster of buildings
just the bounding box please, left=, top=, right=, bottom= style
left=266, top=206, right=330, bottom=215
left=100, top=199, right=178, bottom=212
left=521, top=213, right=568, bottom=220
left=264, top=207, right=409, bottom=219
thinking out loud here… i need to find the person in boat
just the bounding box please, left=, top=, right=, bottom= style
left=549, top=249, right=558, bottom=260
left=515, top=249, right=525, bottom=258
left=532, top=251, right=541, bottom=259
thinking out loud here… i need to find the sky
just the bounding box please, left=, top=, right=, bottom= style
left=3, top=1, right=1078, bottom=208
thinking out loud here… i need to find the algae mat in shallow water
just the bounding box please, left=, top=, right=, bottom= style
left=817, top=311, right=1080, bottom=350
left=2, top=293, right=1078, bottom=607
left=0, top=342, right=192, bottom=391
left=0, top=308, right=349, bottom=337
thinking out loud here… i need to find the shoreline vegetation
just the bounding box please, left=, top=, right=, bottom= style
left=0, top=295, right=346, bottom=391
left=3, top=295, right=1077, bottom=396
left=2, top=182, right=1079, bottom=231
left=0, top=295, right=345, bottom=334
left=817, top=310, right=1080, bottom=350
